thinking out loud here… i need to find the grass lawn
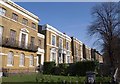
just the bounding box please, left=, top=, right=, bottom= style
left=1, top=73, right=111, bottom=84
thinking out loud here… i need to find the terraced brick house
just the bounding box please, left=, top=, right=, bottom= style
left=71, top=37, right=83, bottom=62
left=0, top=0, right=45, bottom=74
left=39, top=24, right=73, bottom=64
left=82, top=44, right=91, bottom=60
left=85, top=46, right=92, bottom=60
left=37, top=33, right=45, bottom=66
left=91, top=49, right=103, bottom=63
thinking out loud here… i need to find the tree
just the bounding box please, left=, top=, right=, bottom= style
left=88, top=2, right=120, bottom=75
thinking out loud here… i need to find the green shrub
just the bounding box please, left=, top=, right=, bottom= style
left=67, top=63, right=76, bottom=76
left=43, top=62, right=56, bottom=74
left=43, top=61, right=97, bottom=76
left=75, top=61, right=96, bottom=76
left=67, top=61, right=96, bottom=76
left=52, top=66, right=61, bottom=75
left=58, top=63, right=68, bottom=75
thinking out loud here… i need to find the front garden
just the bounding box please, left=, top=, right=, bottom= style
left=1, top=61, right=111, bottom=83
left=2, top=73, right=110, bottom=83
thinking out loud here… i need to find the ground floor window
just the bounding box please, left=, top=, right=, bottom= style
left=67, top=56, right=70, bottom=63
left=58, top=53, right=62, bottom=63
left=51, top=52, right=56, bottom=62
left=7, top=51, right=14, bottom=66
left=29, top=55, right=34, bottom=66
left=19, top=53, right=25, bottom=66
left=0, top=26, right=3, bottom=45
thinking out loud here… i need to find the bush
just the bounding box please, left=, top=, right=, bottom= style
left=67, top=61, right=96, bottom=76
left=58, top=63, right=69, bottom=75
left=67, top=63, right=76, bottom=76
left=43, top=62, right=56, bottom=74
left=52, top=66, right=61, bottom=75
left=43, top=61, right=97, bottom=76
left=75, top=61, right=96, bottom=76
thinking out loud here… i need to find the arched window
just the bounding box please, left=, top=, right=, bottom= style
left=29, top=55, right=34, bottom=66
left=19, top=53, right=25, bottom=66
left=7, top=51, right=14, bottom=66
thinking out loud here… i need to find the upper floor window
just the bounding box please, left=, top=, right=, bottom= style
left=21, top=33, right=26, bottom=48
left=7, top=51, right=14, bottom=66
left=59, top=38, right=63, bottom=48
left=30, top=36, right=35, bottom=46
left=0, top=26, right=3, bottom=44
left=10, top=29, right=16, bottom=45
left=66, top=41, right=69, bottom=50
left=51, top=35, right=56, bottom=46
left=19, top=53, right=25, bottom=66
left=12, top=13, right=18, bottom=21
left=29, top=55, right=34, bottom=66
left=32, top=23, right=36, bottom=29
left=38, top=39, right=41, bottom=48
left=22, top=18, right=28, bottom=25
left=0, top=7, right=6, bottom=16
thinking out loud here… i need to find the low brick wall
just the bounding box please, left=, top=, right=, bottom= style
left=2, top=68, right=36, bottom=76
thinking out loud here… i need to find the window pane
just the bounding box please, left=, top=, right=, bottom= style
left=66, top=42, right=69, bottom=50
left=22, top=18, right=28, bottom=25
left=10, top=29, right=16, bottom=45
left=30, top=55, right=34, bottom=66
left=0, top=7, right=6, bottom=16
left=67, top=56, right=70, bottom=63
left=12, top=13, right=18, bottom=21
left=52, top=52, right=56, bottom=62
left=32, top=23, right=36, bottom=29
left=38, top=39, right=41, bottom=48
left=59, top=38, right=63, bottom=48
left=31, top=37, right=35, bottom=45
left=21, top=33, right=26, bottom=48
left=0, top=26, right=3, bottom=45
left=20, top=53, right=25, bottom=66
left=52, top=35, right=55, bottom=46
left=7, top=52, right=14, bottom=65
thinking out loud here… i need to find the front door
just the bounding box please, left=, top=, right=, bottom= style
left=37, top=55, right=41, bottom=66
left=63, top=54, right=65, bottom=63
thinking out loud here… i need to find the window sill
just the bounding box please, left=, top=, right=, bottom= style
left=19, top=65, right=25, bottom=67
left=7, top=64, right=13, bottom=67
left=29, top=65, right=34, bottom=67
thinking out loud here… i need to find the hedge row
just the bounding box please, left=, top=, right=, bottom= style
left=43, top=61, right=97, bottom=76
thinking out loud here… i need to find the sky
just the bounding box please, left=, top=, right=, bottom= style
left=16, top=2, right=101, bottom=51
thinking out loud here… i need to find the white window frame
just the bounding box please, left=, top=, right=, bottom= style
left=19, top=53, right=25, bottom=67
left=59, top=38, right=63, bottom=48
left=0, top=7, right=6, bottom=16
left=67, top=56, right=70, bottom=63
left=50, top=50, right=57, bottom=63
left=51, top=34, right=56, bottom=46
left=29, top=55, right=34, bottom=67
left=12, top=13, right=18, bottom=21
left=66, top=41, right=70, bottom=50
left=22, top=18, right=28, bottom=25
left=19, top=29, right=29, bottom=48
left=32, top=22, right=36, bottom=29
left=7, top=51, right=14, bottom=66
left=0, top=26, right=3, bottom=44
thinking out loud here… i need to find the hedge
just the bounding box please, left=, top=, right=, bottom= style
left=43, top=62, right=56, bottom=74
left=43, top=61, right=97, bottom=76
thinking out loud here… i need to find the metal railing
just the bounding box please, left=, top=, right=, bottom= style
left=1, top=37, right=38, bottom=52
